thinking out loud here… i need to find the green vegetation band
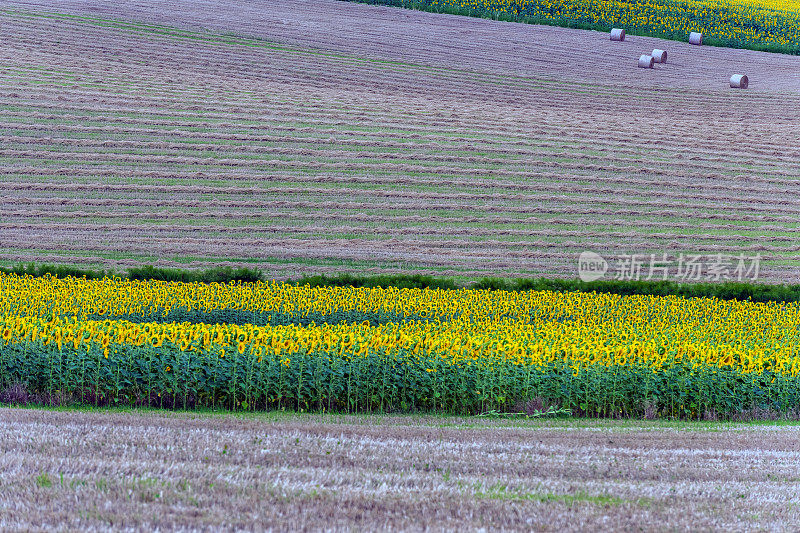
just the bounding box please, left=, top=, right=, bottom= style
left=1, top=342, right=797, bottom=418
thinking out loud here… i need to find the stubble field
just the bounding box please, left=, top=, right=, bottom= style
left=1, top=0, right=800, bottom=280
left=2, top=409, right=800, bottom=531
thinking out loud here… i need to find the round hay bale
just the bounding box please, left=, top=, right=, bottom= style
left=689, top=32, right=703, bottom=45
left=638, top=55, right=654, bottom=69
left=610, top=28, right=625, bottom=41
left=730, top=74, right=748, bottom=89
left=652, top=49, right=667, bottom=63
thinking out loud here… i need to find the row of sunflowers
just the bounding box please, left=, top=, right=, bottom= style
left=1, top=273, right=799, bottom=416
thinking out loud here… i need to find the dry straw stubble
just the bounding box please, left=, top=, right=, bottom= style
left=2, top=408, right=800, bottom=532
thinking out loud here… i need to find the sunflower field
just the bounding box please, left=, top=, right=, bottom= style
left=1, top=272, right=800, bottom=418
left=350, top=0, right=800, bottom=54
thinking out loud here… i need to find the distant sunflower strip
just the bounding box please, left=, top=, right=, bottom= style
left=351, top=0, right=800, bottom=53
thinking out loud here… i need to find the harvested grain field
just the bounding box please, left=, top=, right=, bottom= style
left=1, top=0, right=800, bottom=280
left=1, top=408, right=800, bottom=531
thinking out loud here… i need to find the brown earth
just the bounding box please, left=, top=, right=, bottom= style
left=0, top=0, right=799, bottom=280
left=2, top=408, right=800, bottom=531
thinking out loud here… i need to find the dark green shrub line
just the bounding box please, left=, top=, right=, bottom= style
left=127, top=265, right=263, bottom=283
left=0, top=263, right=263, bottom=284
left=339, top=0, right=800, bottom=56
left=1, top=343, right=798, bottom=419
left=300, top=274, right=800, bottom=305
left=1, top=263, right=113, bottom=280
left=471, top=278, right=800, bottom=304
